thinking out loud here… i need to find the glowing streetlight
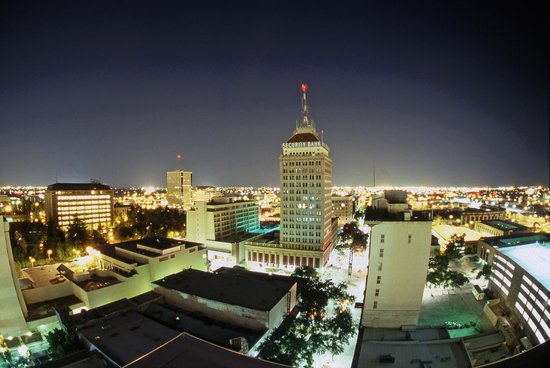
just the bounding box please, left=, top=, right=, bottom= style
left=29, top=257, right=35, bottom=268
left=47, top=249, right=52, bottom=260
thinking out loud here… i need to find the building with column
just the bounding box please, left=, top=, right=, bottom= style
left=361, top=191, right=432, bottom=328
left=45, top=182, right=114, bottom=230
left=166, top=170, right=192, bottom=208
left=244, top=83, right=336, bottom=270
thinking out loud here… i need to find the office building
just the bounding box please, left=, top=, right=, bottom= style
left=244, top=84, right=336, bottom=270
left=186, top=198, right=260, bottom=243
left=332, top=195, right=355, bottom=225
left=166, top=170, right=192, bottom=208
left=45, top=182, right=114, bottom=230
left=361, top=191, right=432, bottom=328
left=478, top=233, right=550, bottom=347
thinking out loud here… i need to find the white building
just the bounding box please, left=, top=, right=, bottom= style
left=45, top=182, right=114, bottom=230
left=362, top=192, right=432, bottom=328
left=166, top=170, right=192, bottom=208
left=186, top=198, right=260, bottom=266
left=0, top=216, right=28, bottom=336
left=20, top=237, right=208, bottom=313
left=186, top=198, right=260, bottom=243
left=478, top=234, right=550, bottom=347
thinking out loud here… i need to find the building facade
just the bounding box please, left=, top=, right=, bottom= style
left=45, top=183, right=114, bottom=230
left=478, top=234, right=550, bottom=347
left=166, top=170, right=192, bottom=208
left=361, top=193, right=432, bottom=328
left=332, top=195, right=355, bottom=225
left=276, top=83, right=336, bottom=268
left=186, top=198, right=260, bottom=243
left=0, top=216, right=28, bottom=336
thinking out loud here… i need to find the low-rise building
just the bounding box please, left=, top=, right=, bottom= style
left=461, top=206, right=506, bottom=226
left=18, top=237, right=208, bottom=315
left=153, top=268, right=297, bottom=331
left=475, top=220, right=528, bottom=237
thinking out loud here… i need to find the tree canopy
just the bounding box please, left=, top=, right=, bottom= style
left=258, top=266, right=356, bottom=367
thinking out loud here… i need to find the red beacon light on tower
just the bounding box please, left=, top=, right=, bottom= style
left=301, top=83, right=308, bottom=93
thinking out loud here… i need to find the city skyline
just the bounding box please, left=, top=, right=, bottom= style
left=1, top=0, right=548, bottom=188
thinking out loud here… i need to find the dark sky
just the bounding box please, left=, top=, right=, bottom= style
left=1, top=0, right=548, bottom=188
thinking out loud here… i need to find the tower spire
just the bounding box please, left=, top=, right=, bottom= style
left=299, top=82, right=313, bottom=128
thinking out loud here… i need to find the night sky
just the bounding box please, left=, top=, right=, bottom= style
left=1, top=0, right=548, bottom=188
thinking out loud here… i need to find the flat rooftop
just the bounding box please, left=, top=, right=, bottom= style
left=362, top=327, right=450, bottom=342
left=78, top=311, right=180, bottom=366
left=116, top=236, right=204, bottom=251
left=432, top=225, right=482, bottom=243
left=217, top=232, right=262, bottom=244
left=483, top=233, right=550, bottom=248
left=143, top=302, right=264, bottom=350
left=481, top=220, right=527, bottom=231
left=153, top=269, right=295, bottom=311
left=22, top=263, right=68, bottom=288
left=126, top=331, right=289, bottom=368
left=27, top=294, right=83, bottom=320
left=364, top=208, right=432, bottom=222
left=354, top=328, right=471, bottom=368
left=499, top=242, right=550, bottom=291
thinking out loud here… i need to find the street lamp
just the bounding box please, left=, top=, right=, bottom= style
left=47, top=249, right=52, bottom=261
left=29, top=257, right=35, bottom=268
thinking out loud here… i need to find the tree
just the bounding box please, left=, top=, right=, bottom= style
left=66, top=217, right=89, bottom=246
left=45, top=328, right=81, bottom=359
left=427, top=254, right=469, bottom=289
left=335, top=222, right=368, bottom=255
left=476, top=264, right=492, bottom=280
left=91, top=230, right=107, bottom=245
left=444, top=233, right=465, bottom=260
left=259, top=267, right=356, bottom=367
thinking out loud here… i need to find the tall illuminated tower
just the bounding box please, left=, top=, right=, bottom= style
left=279, top=83, right=336, bottom=268
left=166, top=170, right=192, bottom=208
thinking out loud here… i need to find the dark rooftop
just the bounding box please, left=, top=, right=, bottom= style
left=143, top=302, right=264, bottom=351
left=27, top=294, right=83, bottom=320
left=286, top=132, right=319, bottom=143
left=47, top=182, right=112, bottom=191
left=481, top=220, right=528, bottom=231
left=126, top=331, right=290, bottom=368
left=153, top=269, right=296, bottom=311
left=364, top=208, right=432, bottom=222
